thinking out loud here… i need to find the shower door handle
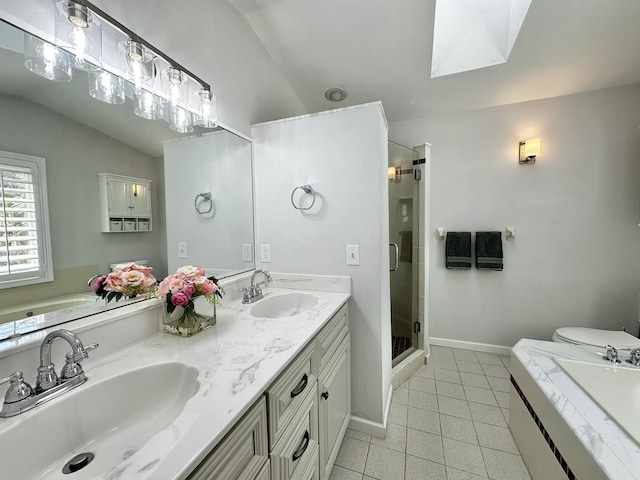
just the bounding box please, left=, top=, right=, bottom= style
left=390, top=243, right=399, bottom=271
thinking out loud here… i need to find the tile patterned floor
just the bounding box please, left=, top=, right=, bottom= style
left=330, top=346, right=532, bottom=480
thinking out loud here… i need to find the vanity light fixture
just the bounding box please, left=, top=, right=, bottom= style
left=519, top=137, right=541, bottom=164
left=194, top=88, right=218, bottom=128
left=163, top=66, right=188, bottom=106
left=88, top=70, right=125, bottom=104
left=21, top=0, right=219, bottom=132
left=134, top=88, right=164, bottom=120
left=118, top=39, right=155, bottom=86
left=23, top=34, right=72, bottom=82
left=55, top=1, right=102, bottom=71
left=169, top=104, right=194, bottom=133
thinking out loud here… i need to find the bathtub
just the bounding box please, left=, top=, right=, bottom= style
left=0, top=294, right=100, bottom=340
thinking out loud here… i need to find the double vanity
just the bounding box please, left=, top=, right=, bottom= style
left=0, top=274, right=351, bottom=480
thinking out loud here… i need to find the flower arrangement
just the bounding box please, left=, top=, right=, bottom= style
left=156, top=265, right=224, bottom=336
left=92, top=263, right=157, bottom=303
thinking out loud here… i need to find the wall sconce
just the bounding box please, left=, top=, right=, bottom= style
left=388, top=167, right=398, bottom=181
left=519, top=138, right=541, bottom=164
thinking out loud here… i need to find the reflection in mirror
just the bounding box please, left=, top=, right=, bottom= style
left=0, top=18, right=255, bottom=339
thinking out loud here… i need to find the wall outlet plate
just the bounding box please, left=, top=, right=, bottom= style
left=260, top=244, right=271, bottom=263
left=242, top=244, right=253, bottom=262
left=178, top=242, right=187, bottom=258
left=346, top=245, right=360, bottom=266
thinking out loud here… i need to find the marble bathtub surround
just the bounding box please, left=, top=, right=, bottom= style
left=512, top=339, right=640, bottom=480
left=0, top=275, right=350, bottom=479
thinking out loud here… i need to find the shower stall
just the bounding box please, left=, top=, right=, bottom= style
left=388, top=141, right=424, bottom=367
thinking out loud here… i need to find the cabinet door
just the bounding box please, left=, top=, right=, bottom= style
left=318, top=334, right=350, bottom=480
left=106, top=178, right=129, bottom=216
left=129, top=181, right=151, bottom=217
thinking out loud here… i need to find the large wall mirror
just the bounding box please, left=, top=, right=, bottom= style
left=0, top=17, right=255, bottom=339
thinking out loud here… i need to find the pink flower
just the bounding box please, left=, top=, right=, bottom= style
left=143, top=275, right=157, bottom=287
left=168, top=277, right=185, bottom=293
left=105, top=271, right=125, bottom=293
left=92, top=275, right=106, bottom=294
left=200, top=279, right=217, bottom=294
left=183, top=283, right=196, bottom=295
left=121, top=270, right=145, bottom=287
left=171, top=292, right=190, bottom=307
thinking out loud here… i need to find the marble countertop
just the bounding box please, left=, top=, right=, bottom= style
left=0, top=283, right=350, bottom=480
left=512, top=339, right=640, bottom=480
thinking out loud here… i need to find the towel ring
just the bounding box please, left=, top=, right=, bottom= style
left=194, top=192, right=213, bottom=215
left=290, top=185, right=316, bottom=211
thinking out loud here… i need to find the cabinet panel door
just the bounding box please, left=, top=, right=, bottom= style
left=106, top=178, right=129, bottom=216
left=318, top=334, right=350, bottom=480
left=129, top=181, right=151, bottom=216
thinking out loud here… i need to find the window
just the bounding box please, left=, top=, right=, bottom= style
left=0, top=150, right=53, bottom=289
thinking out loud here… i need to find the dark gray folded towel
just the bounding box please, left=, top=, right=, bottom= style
left=445, top=232, right=471, bottom=269
left=476, top=231, right=503, bottom=271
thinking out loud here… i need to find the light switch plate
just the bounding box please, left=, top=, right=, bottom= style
left=260, top=244, right=271, bottom=263
left=178, top=242, right=187, bottom=258
left=242, top=244, right=253, bottom=262
left=346, top=245, right=360, bottom=266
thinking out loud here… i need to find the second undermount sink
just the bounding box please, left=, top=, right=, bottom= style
left=556, top=358, right=640, bottom=444
left=250, top=292, right=319, bottom=318
left=0, top=361, right=199, bottom=479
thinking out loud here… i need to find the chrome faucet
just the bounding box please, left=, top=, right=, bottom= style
left=241, top=269, right=273, bottom=304
left=0, top=329, right=98, bottom=417
left=626, top=348, right=640, bottom=366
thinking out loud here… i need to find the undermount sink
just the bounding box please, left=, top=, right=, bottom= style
left=0, top=362, right=199, bottom=479
left=556, top=358, right=640, bottom=444
left=250, top=292, right=319, bottom=318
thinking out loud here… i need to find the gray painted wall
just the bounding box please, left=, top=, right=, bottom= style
left=0, top=94, right=166, bottom=286
left=390, top=84, right=640, bottom=346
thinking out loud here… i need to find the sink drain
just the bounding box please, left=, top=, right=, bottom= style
left=62, top=453, right=94, bottom=474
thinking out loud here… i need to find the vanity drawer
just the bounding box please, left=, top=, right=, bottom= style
left=266, top=341, right=318, bottom=447
left=316, top=304, right=348, bottom=373
left=187, top=396, right=269, bottom=480
left=271, top=382, right=319, bottom=480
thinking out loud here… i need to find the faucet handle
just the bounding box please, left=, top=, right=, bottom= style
left=603, top=345, right=621, bottom=364
left=0, top=372, right=32, bottom=403
left=66, top=343, right=100, bottom=363
left=627, top=348, right=640, bottom=366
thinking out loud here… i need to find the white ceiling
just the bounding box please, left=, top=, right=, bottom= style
left=229, top=0, right=640, bottom=122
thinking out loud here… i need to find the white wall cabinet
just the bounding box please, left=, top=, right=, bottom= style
left=98, top=173, right=152, bottom=232
left=187, top=302, right=350, bottom=480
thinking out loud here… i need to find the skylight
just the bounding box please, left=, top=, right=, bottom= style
left=431, top=0, right=532, bottom=78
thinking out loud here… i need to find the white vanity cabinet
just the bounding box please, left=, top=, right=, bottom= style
left=186, top=302, right=350, bottom=480
left=316, top=304, right=350, bottom=480
left=186, top=396, right=270, bottom=480
left=97, top=173, right=152, bottom=232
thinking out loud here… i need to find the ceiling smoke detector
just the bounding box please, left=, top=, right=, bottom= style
left=325, top=87, right=347, bottom=102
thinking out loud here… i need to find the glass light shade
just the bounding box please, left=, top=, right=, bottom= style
left=194, top=88, right=218, bottom=128
left=161, top=67, right=189, bottom=107
left=134, top=89, right=164, bottom=120
left=55, top=1, right=102, bottom=71
left=525, top=137, right=541, bottom=158
left=88, top=70, right=125, bottom=104
left=118, top=39, right=155, bottom=87
left=23, top=34, right=72, bottom=82
left=169, top=105, right=193, bottom=133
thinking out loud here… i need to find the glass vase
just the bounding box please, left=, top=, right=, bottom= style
left=162, top=301, right=216, bottom=337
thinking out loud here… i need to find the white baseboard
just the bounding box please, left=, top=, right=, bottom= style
left=430, top=337, right=512, bottom=355
left=348, top=388, right=393, bottom=439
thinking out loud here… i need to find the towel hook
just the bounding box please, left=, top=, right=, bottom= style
left=194, top=192, right=213, bottom=215
left=290, top=185, right=316, bottom=210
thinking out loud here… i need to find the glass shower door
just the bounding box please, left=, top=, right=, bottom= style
left=388, top=141, right=419, bottom=366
